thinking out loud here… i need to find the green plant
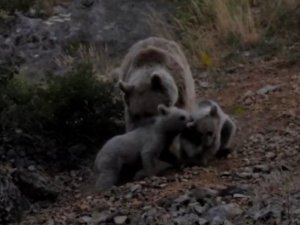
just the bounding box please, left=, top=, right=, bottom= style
left=0, top=0, right=35, bottom=13
left=0, top=63, right=123, bottom=166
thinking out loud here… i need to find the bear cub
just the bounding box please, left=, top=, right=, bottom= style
left=179, top=100, right=236, bottom=166
left=94, top=105, right=191, bottom=191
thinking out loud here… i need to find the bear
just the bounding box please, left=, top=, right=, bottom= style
left=94, top=104, right=191, bottom=191
left=114, top=37, right=195, bottom=132
left=178, top=100, right=236, bottom=166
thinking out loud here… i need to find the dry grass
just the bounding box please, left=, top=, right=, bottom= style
left=147, top=9, right=176, bottom=40
left=55, top=44, right=116, bottom=81
left=214, top=0, right=260, bottom=45
left=159, top=0, right=300, bottom=69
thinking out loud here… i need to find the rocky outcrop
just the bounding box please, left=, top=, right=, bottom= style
left=0, top=0, right=172, bottom=76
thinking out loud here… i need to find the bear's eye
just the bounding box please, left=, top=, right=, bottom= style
left=179, top=115, right=186, bottom=121
left=207, top=131, right=213, bottom=136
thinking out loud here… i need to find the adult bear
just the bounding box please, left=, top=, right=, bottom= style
left=115, top=37, right=196, bottom=132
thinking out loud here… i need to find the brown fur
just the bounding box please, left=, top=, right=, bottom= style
left=115, top=37, right=195, bottom=131
left=179, top=100, right=236, bottom=166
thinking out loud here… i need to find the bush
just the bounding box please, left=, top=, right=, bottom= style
left=0, top=63, right=123, bottom=167
left=0, top=0, right=35, bottom=13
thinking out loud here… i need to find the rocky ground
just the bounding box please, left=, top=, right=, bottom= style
left=1, top=1, right=299, bottom=224
left=12, top=59, right=300, bottom=225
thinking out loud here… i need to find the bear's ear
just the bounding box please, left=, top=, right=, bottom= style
left=151, top=73, right=164, bottom=90
left=118, top=80, right=134, bottom=94
left=210, top=105, right=218, bottom=117
left=133, top=47, right=166, bottom=67
left=158, top=104, right=170, bottom=116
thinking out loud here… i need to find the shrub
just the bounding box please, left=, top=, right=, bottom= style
left=0, top=0, right=35, bottom=13
left=0, top=63, right=123, bottom=166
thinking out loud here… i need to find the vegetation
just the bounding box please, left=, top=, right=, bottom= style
left=0, top=0, right=68, bottom=15
left=0, top=0, right=35, bottom=13
left=0, top=63, right=123, bottom=167
left=171, top=0, right=299, bottom=69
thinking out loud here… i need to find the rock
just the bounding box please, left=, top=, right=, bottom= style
left=222, top=203, right=243, bottom=216
left=174, top=194, right=190, bottom=205
left=236, top=172, right=252, bottom=179
left=12, top=169, right=59, bottom=202
left=198, top=81, right=210, bottom=88
left=219, top=185, right=250, bottom=197
left=0, top=0, right=172, bottom=76
left=233, top=194, right=250, bottom=199
left=114, top=215, right=128, bottom=224
left=130, top=184, right=142, bottom=193
left=266, top=152, right=276, bottom=159
left=211, top=216, right=224, bottom=225
left=240, top=90, right=255, bottom=105
left=253, top=164, right=270, bottom=173
left=190, top=187, right=218, bottom=200
left=292, top=191, right=300, bottom=200
left=27, top=165, right=36, bottom=171
left=253, top=204, right=283, bottom=222
left=223, top=220, right=234, bottom=225
left=173, top=213, right=199, bottom=225
left=0, top=169, right=30, bottom=224
left=220, top=171, right=231, bottom=177
left=189, top=202, right=208, bottom=215
left=205, top=203, right=242, bottom=221
left=198, top=218, right=209, bottom=225
left=79, top=216, right=92, bottom=223
left=92, top=210, right=113, bottom=223
left=256, top=85, right=279, bottom=95
left=293, top=208, right=300, bottom=215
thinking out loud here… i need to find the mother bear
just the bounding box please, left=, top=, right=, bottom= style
left=115, top=37, right=196, bottom=132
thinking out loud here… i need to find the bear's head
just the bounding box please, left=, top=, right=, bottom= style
left=156, top=104, right=191, bottom=134
left=118, top=48, right=180, bottom=129
left=187, top=105, right=220, bottom=148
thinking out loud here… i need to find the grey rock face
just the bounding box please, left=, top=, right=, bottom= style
left=0, top=170, right=29, bottom=224
left=0, top=0, right=172, bottom=76
left=12, top=169, right=59, bottom=201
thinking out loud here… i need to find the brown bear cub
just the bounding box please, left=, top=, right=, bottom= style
left=94, top=105, right=191, bottom=191
left=114, top=37, right=195, bottom=132
left=179, top=100, right=236, bottom=166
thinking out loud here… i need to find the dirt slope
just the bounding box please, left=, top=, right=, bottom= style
left=17, top=60, right=300, bottom=225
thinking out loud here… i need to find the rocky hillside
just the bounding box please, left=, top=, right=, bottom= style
left=0, top=0, right=299, bottom=224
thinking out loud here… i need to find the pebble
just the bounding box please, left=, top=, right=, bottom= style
left=114, top=215, right=127, bottom=224
left=198, top=218, right=209, bottom=225
left=79, top=216, right=92, bottom=223
left=253, top=164, right=270, bottom=173
left=256, top=85, right=279, bottom=95
left=236, top=172, right=252, bottom=179
left=28, top=165, right=36, bottom=171
left=220, top=171, right=231, bottom=177
left=233, top=194, right=250, bottom=199
left=130, top=184, right=142, bottom=192
left=266, top=152, right=276, bottom=159
left=174, top=194, right=190, bottom=204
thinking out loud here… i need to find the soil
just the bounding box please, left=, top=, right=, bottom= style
left=14, top=59, right=300, bottom=225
